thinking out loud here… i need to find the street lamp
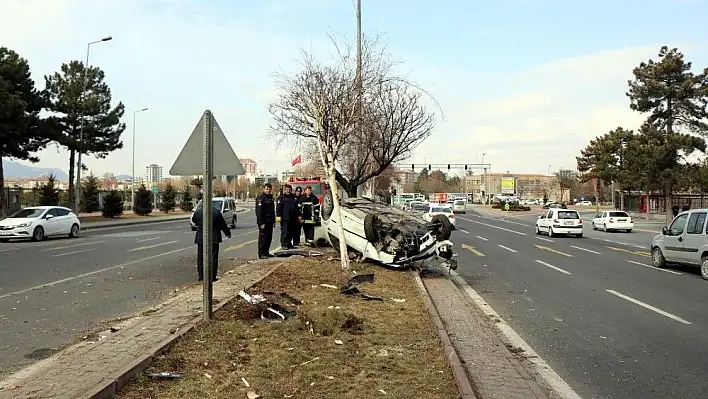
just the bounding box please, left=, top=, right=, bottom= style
left=131, top=108, right=149, bottom=211
left=74, top=36, right=113, bottom=213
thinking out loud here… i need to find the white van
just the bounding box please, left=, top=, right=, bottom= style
left=190, top=197, right=237, bottom=231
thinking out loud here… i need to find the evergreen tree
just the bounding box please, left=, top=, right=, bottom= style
left=134, top=184, right=153, bottom=216
left=101, top=190, right=124, bottom=218
left=180, top=185, right=194, bottom=212
left=39, top=174, right=59, bottom=206
left=160, top=183, right=176, bottom=213
left=80, top=173, right=101, bottom=213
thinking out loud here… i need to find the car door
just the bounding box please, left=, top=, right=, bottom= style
left=53, top=207, right=72, bottom=234
left=663, top=213, right=689, bottom=262
left=538, top=211, right=550, bottom=229
left=43, top=208, right=61, bottom=236
left=679, top=211, right=706, bottom=264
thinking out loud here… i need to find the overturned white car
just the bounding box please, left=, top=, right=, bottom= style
left=319, top=191, right=457, bottom=270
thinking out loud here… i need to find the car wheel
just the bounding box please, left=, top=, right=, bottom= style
left=535, top=224, right=540, bottom=235
left=592, top=222, right=597, bottom=231
left=603, top=223, right=608, bottom=232
left=69, top=224, right=80, bottom=238
left=576, top=233, right=583, bottom=238
left=651, top=247, right=666, bottom=268
left=363, top=213, right=380, bottom=243
left=431, top=214, right=453, bottom=241
left=626, top=229, right=632, bottom=233
left=701, top=257, right=708, bottom=280
left=32, top=226, right=45, bottom=242
left=321, top=190, right=334, bottom=222
left=548, top=227, right=554, bottom=237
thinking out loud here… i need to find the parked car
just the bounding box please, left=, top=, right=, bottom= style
left=423, top=205, right=457, bottom=229
left=452, top=200, right=466, bottom=214
left=0, top=206, right=81, bottom=242
left=650, top=209, right=708, bottom=279
left=190, top=197, right=237, bottom=231
left=592, top=211, right=633, bottom=232
left=535, top=208, right=583, bottom=238
left=319, top=193, right=456, bottom=270
left=577, top=200, right=593, bottom=206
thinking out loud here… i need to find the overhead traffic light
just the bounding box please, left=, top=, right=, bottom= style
left=464, top=165, right=468, bottom=170
left=447, top=164, right=451, bottom=170
left=428, top=164, right=431, bottom=170
left=412, top=164, right=415, bottom=170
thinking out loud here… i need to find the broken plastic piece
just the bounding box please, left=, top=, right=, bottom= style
left=145, top=371, right=184, bottom=379
left=247, top=391, right=260, bottom=399
left=261, top=303, right=296, bottom=322
left=238, top=290, right=266, bottom=304
left=274, top=249, right=325, bottom=258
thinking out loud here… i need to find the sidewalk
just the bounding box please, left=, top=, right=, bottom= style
left=0, top=259, right=280, bottom=399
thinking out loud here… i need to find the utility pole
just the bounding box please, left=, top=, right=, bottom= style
left=355, top=0, right=364, bottom=197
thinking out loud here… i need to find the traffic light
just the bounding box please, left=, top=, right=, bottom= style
left=411, top=164, right=415, bottom=170
left=464, top=165, right=468, bottom=170
left=447, top=164, right=451, bottom=170
left=428, top=164, right=431, bottom=170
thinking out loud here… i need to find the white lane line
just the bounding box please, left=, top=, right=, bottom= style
left=128, top=240, right=179, bottom=252
left=462, top=219, right=526, bottom=236
left=476, top=236, right=488, bottom=241
left=500, top=218, right=530, bottom=227
left=137, top=237, right=161, bottom=243
left=0, top=246, right=192, bottom=301
left=627, top=260, right=682, bottom=275
left=0, top=247, right=22, bottom=254
left=457, top=228, right=470, bottom=234
left=498, top=245, right=517, bottom=253
left=606, top=289, right=692, bottom=325
left=41, top=240, right=105, bottom=252
left=534, top=260, right=571, bottom=275
left=535, top=237, right=554, bottom=243
left=53, top=248, right=96, bottom=257
left=570, top=245, right=601, bottom=255
left=600, top=238, right=645, bottom=249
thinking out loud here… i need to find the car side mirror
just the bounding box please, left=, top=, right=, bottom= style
left=45, top=214, right=54, bottom=219
left=662, top=226, right=668, bottom=235
left=537, top=215, right=542, bottom=219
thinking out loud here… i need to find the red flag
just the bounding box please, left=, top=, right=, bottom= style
left=291, top=155, right=302, bottom=166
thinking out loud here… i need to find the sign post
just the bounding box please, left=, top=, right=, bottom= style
left=152, top=184, right=158, bottom=210
left=169, top=110, right=245, bottom=321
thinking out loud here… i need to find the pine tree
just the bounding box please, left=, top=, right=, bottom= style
left=39, top=174, right=59, bottom=206
left=101, top=190, right=124, bottom=218
left=160, top=183, right=176, bottom=213
left=180, top=185, right=193, bottom=212
left=134, top=184, right=153, bottom=216
left=81, top=173, right=101, bottom=213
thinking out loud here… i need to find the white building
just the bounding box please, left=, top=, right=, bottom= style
left=145, top=164, right=163, bottom=186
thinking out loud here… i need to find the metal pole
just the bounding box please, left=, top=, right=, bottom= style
left=354, top=0, right=364, bottom=197
left=202, top=110, right=214, bottom=320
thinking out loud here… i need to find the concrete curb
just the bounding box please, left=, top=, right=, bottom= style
left=447, top=271, right=582, bottom=399
left=411, top=271, right=478, bottom=399
left=85, top=261, right=279, bottom=399
left=81, top=208, right=249, bottom=231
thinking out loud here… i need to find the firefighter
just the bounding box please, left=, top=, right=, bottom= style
left=276, top=184, right=299, bottom=249
left=298, top=185, right=320, bottom=245
left=255, top=183, right=276, bottom=259
left=293, top=186, right=303, bottom=246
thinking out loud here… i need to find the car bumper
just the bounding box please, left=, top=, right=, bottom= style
left=551, top=225, right=583, bottom=234
left=607, top=223, right=633, bottom=229
left=0, top=228, right=32, bottom=239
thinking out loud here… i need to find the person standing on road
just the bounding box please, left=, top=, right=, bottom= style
left=192, top=201, right=231, bottom=282
left=293, top=186, right=303, bottom=246
left=298, top=185, right=320, bottom=246
left=276, top=184, right=299, bottom=249
left=255, top=183, right=276, bottom=259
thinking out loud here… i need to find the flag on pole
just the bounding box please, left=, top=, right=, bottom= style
left=291, top=154, right=302, bottom=166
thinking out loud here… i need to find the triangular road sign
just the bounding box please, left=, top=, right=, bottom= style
left=169, top=110, right=246, bottom=176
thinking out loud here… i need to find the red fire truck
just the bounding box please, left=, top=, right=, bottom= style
left=287, top=177, right=329, bottom=225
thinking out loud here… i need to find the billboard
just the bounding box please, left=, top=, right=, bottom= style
left=501, top=177, right=515, bottom=194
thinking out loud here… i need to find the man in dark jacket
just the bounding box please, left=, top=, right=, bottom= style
left=276, top=184, right=299, bottom=249
left=292, top=186, right=303, bottom=246
left=192, top=200, right=231, bottom=281
left=298, top=185, right=320, bottom=245
left=255, top=183, right=276, bottom=259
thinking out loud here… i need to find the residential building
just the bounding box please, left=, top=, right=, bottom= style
left=145, top=164, right=163, bottom=186
left=4, top=177, right=69, bottom=190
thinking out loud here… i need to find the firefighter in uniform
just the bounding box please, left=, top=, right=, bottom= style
left=255, top=183, right=276, bottom=259
left=298, top=185, right=320, bottom=245
left=276, top=184, right=299, bottom=249
left=293, top=186, right=303, bottom=246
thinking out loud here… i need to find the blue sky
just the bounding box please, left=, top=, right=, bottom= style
left=2, top=0, right=707, bottom=178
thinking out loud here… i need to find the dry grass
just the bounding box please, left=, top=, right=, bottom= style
left=117, top=258, right=458, bottom=399
left=80, top=210, right=187, bottom=223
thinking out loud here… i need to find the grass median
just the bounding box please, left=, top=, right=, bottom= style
left=79, top=210, right=188, bottom=223
left=117, top=256, right=458, bottom=399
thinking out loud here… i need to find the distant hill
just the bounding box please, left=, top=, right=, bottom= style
left=2, top=159, right=69, bottom=181
left=116, top=174, right=132, bottom=181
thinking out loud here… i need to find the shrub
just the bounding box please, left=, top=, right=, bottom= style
left=101, top=190, right=124, bottom=218
left=134, top=184, right=153, bottom=216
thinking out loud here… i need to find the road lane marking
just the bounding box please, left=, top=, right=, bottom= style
left=535, top=237, right=554, bottom=243
left=476, top=236, right=488, bottom=241
left=53, top=248, right=95, bottom=257
left=500, top=218, right=529, bottom=226
left=534, top=245, right=573, bottom=258
left=137, top=237, right=161, bottom=243
left=461, top=219, right=526, bottom=236
left=601, top=239, right=646, bottom=250
left=457, top=228, right=470, bottom=234
left=128, top=240, right=179, bottom=252
left=0, top=246, right=193, bottom=301
left=0, top=247, right=22, bottom=254
left=224, top=239, right=258, bottom=252
left=627, top=260, right=682, bottom=275
left=498, top=245, right=517, bottom=253
left=605, top=246, right=651, bottom=257
left=534, top=260, right=571, bottom=275
left=41, top=240, right=106, bottom=252
left=570, top=245, right=601, bottom=255
left=461, top=244, right=485, bottom=257
left=606, top=289, right=692, bottom=325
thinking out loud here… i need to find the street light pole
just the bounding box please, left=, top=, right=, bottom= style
left=131, top=108, right=148, bottom=211
left=74, top=36, right=112, bottom=213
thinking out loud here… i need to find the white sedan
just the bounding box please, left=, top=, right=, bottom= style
left=592, top=210, right=633, bottom=232
left=423, top=205, right=456, bottom=229
left=0, top=206, right=81, bottom=242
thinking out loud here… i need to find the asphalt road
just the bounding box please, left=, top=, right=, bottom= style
left=453, top=208, right=708, bottom=399
left=0, top=211, right=265, bottom=378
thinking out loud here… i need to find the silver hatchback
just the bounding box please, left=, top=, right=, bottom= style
left=650, top=209, right=708, bottom=280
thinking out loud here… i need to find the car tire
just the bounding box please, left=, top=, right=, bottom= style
left=321, top=190, right=334, bottom=222
left=592, top=222, right=597, bottom=231
left=431, top=214, right=453, bottom=241
left=603, top=223, right=608, bottom=232
left=363, top=213, right=380, bottom=243
left=701, top=257, right=708, bottom=281
left=69, top=224, right=80, bottom=238
left=32, top=226, right=45, bottom=242
left=576, top=233, right=583, bottom=238
left=535, top=224, right=540, bottom=235
left=548, top=227, right=554, bottom=237
left=626, top=229, right=632, bottom=233
left=651, top=247, right=666, bottom=268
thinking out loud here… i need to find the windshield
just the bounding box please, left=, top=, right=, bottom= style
left=609, top=211, right=629, bottom=218
left=9, top=208, right=46, bottom=218
left=454, top=201, right=465, bottom=205
left=194, top=199, right=224, bottom=210
left=557, top=211, right=580, bottom=219
left=431, top=207, right=452, bottom=214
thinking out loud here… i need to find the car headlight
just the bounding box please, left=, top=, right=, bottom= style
left=15, top=222, right=32, bottom=228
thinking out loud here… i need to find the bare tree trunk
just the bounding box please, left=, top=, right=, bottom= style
left=327, top=165, right=350, bottom=271
left=0, top=156, right=6, bottom=217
